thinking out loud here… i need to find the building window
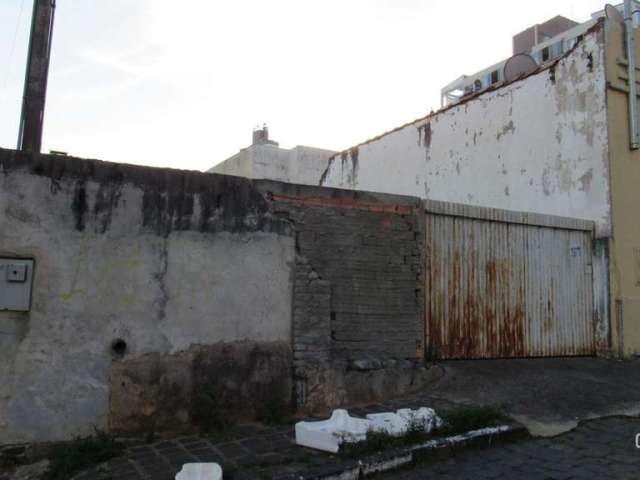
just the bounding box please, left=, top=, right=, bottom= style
left=541, top=47, right=550, bottom=62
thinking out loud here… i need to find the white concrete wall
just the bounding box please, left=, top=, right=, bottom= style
left=210, top=144, right=335, bottom=187
left=251, top=144, right=292, bottom=182
left=320, top=26, right=611, bottom=237
left=209, top=148, right=253, bottom=178
left=0, top=156, right=295, bottom=443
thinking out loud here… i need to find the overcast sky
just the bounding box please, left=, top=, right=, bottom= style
left=0, top=0, right=607, bottom=171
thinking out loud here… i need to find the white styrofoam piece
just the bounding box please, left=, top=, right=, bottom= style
left=295, top=409, right=372, bottom=453
left=396, top=407, right=443, bottom=432
left=175, top=463, right=222, bottom=480
left=366, top=412, right=409, bottom=436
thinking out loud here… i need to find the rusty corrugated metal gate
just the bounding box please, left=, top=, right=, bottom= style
left=425, top=201, right=595, bottom=359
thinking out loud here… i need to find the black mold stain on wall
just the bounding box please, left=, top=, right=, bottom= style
left=0, top=148, right=290, bottom=238
left=94, top=182, right=123, bottom=234
left=141, top=189, right=195, bottom=237
left=72, top=181, right=88, bottom=232
left=417, top=122, right=432, bottom=149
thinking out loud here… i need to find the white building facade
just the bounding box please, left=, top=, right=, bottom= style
left=208, top=127, right=335, bottom=186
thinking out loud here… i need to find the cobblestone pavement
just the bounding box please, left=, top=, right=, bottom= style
left=72, top=389, right=640, bottom=480
left=379, top=417, right=640, bottom=480
left=72, top=423, right=313, bottom=480
left=72, top=399, right=443, bottom=480
left=69, top=389, right=462, bottom=480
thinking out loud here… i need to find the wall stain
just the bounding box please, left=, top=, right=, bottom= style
left=72, top=181, right=88, bottom=232
left=1, top=148, right=288, bottom=238
left=339, top=147, right=359, bottom=187
left=153, top=240, right=169, bottom=323
left=542, top=166, right=552, bottom=196
left=578, top=168, right=593, bottom=192
left=417, top=123, right=432, bottom=163
left=94, top=182, right=123, bottom=234
left=496, top=120, right=516, bottom=141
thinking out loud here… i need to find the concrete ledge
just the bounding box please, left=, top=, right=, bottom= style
left=276, top=424, right=527, bottom=480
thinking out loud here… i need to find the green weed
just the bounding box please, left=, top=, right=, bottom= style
left=192, top=383, right=235, bottom=433
left=439, top=404, right=509, bottom=436
left=257, top=393, right=292, bottom=426
left=340, top=405, right=510, bottom=458
left=43, top=431, right=123, bottom=480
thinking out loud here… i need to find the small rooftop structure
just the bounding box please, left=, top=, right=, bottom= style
left=252, top=124, right=279, bottom=147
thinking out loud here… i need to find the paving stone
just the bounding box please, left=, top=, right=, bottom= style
left=180, top=439, right=211, bottom=449
left=255, top=453, right=286, bottom=466
left=189, top=447, right=224, bottom=463
left=239, top=438, right=273, bottom=455
left=215, top=442, right=250, bottom=459
left=379, top=417, right=640, bottom=480
left=71, top=416, right=640, bottom=480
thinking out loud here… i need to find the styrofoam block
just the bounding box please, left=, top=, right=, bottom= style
left=396, top=407, right=443, bottom=432
left=366, top=412, right=409, bottom=436
left=175, top=463, right=222, bottom=480
left=295, top=409, right=372, bottom=453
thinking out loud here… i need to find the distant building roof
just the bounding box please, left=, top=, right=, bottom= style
left=512, top=15, right=579, bottom=55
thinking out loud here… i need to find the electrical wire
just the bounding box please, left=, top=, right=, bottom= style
left=1, top=0, right=28, bottom=101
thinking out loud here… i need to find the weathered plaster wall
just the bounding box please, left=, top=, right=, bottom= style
left=604, top=21, right=640, bottom=356
left=210, top=145, right=335, bottom=187
left=0, top=149, right=435, bottom=442
left=320, top=23, right=611, bottom=238
left=0, top=150, right=295, bottom=443
left=110, top=341, right=292, bottom=434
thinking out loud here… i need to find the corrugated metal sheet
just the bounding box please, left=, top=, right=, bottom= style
left=425, top=212, right=594, bottom=359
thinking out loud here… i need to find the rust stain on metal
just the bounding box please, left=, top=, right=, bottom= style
left=425, top=212, right=594, bottom=360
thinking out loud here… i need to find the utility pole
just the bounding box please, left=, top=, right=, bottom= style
left=17, top=0, right=56, bottom=154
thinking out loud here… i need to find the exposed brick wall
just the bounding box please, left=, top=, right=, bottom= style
left=291, top=256, right=331, bottom=369
left=291, top=204, right=423, bottom=360
left=257, top=182, right=425, bottom=409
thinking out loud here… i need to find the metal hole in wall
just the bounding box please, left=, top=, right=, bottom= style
left=111, top=338, right=127, bottom=357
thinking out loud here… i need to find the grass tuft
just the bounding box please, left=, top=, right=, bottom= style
left=439, top=404, right=509, bottom=436
left=340, top=416, right=430, bottom=457
left=43, top=431, right=123, bottom=480
left=257, top=393, right=292, bottom=426
left=192, top=383, right=235, bottom=433
left=340, top=404, right=510, bottom=458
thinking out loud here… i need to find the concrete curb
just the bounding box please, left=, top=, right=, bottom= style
left=276, top=424, right=527, bottom=480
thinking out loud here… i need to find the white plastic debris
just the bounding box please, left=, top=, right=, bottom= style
left=295, top=409, right=372, bottom=453
left=175, top=463, right=222, bottom=480
left=396, top=407, right=443, bottom=433
left=366, top=412, right=409, bottom=436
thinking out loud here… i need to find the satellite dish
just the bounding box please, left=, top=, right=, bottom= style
left=504, top=53, right=538, bottom=82
left=605, top=4, right=624, bottom=24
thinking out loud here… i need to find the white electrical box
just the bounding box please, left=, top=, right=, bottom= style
left=0, top=258, right=34, bottom=312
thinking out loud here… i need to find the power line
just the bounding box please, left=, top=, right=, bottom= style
left=1, top=0, right=28, bottom=100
